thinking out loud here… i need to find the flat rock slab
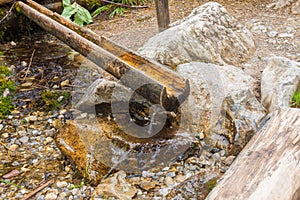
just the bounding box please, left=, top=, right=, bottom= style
left=55, top=117, right=194, bottom=185
left=138, top=2, right=255, bottom=67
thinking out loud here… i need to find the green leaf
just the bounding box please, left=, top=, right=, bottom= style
left=61, top=5, right=77, bottom=20
left=74, top=13, right=84, bottom=26
left=62, top=0, right=71, bottom=8
left=92, top=5, right=112, bottom=18
left=76, top=4, right=93, bottom=24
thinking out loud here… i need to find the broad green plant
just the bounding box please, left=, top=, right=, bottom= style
left=61, top=0, right=93, bottom=26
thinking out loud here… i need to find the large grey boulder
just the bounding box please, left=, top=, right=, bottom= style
left=261, top=56, right=300, bottom=112
left=138, top=2, right=255, bottom=68
left=177, top=62, right=266, bottom=154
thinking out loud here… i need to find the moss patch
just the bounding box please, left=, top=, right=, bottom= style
left=291, top=87, right=300, bottom=108
left=0, top=65, right=15, bottom=118
left=40, top=90, right=70, bottom=111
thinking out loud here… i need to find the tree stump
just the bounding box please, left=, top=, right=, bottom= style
left=154, top=0, right=170, bottom=32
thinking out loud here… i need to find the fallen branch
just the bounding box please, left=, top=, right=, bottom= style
left=21, top=179, right=53, bottom=200
left=23, top=49, right=36, bottom=82
left=99, top=0, right=148, bottom=8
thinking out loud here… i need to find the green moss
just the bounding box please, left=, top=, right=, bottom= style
left=0, top=65, right=11, bottom=76
left=207, top=178, right=217, bottom=191
left=40, top=90, right=70, bottom=111
left=0, top=97, right=14, bottom=118
left=0, top=65, right=15, bottom=118
left=0, top=78, right=15, bottom=94
left=291, top=87, right=300, bottom=108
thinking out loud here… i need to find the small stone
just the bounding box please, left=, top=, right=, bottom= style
left=2, top=132, right=9, bottom=138
left=45, top=192, right=58, bottom=200
left=20, top=61, right=27, bottom=67
left=267, top=31, right=278, bottom=37
left=59, top=192, right=67, bottom=197
left=164, top=176, right=174, bottom=186
left=53, top=119, right=62, bottom=128
left=142, top=171, right=155, bottom=178
left=162, top=167, right=169, bottom=171
left=65, top=166, right=71, bottom=172
left=57, top=96, right=64, bottom=102
left=278, top=33, right=294, bottom=38
left=21, top=166, right=30, bottom=172
left=212, top=153, right=221, bottom=163
left=139, top=180, right=156, bottom=191
left=166, top=172, right=176, bottom=178
left=198, top=132, right=205, bottom=139
left=19, top=136, right=29, bottom=144
left=61, top=79, right=70, bottom=87
left=10, top=41, right=17, bottom=46
left=224, top=155, right=236, bottom=166
left=71, top=188, right=79, bottom=196
left=159, top=187, right=169, bottom=196
left=59, top=109, right=67, bottom=115
left=44, top=137, right=54, bottom=145
left=53, top=85, right=59, bottom=89
left=267, top=39, right=277, bottom=44
left=36, top=195, right=44, bottom=200
left=28, top=115, right=37, bottom=122
left=175, top=174, right=186, bottom=182
left=21, top=82, right=33, bottom=87
left=9, top=144, right=19, bottom=151
left=53, top=76, right=60, bottom=82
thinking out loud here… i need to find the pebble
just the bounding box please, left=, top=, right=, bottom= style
left=142, top=171, right=155, bottom=178
left=60, top=109, right=67, bottom=115
left=45, top=192, right=58, bottom=200
left=159, top=187, right=169, bottom=196
left=61, top=79, right=70, bottom=87
left=268, top=31, right=278, bottom=37
left=139, top=180, right=157, bottom=191
left=19, top=136, right=29, bottom=144
left=223, top=155, right=236, bottom=166
left=2, top=132, right=9, bottom=138
left=267, top=39, right=277, bottom=44
left=9, top=144, right=19, bottom=151
left=278, top=33, right=294, bottom=38
left=44, top=137, right=54, bottom=144
left=21, top=61, right=27, bottom=67
left=164, top=176, right=174, bottom=186
left=166, top=172, right=176, bottom=178
left=162, top=167, right=169, bottom=171
left=28, top=115, right=37, bottom=122
left=10, top=41, right=16, bottom=46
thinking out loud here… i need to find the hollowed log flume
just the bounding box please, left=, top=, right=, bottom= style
left=16, top=0, right=190, bottom=112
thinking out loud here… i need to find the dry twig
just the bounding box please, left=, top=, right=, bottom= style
left=23, top=49, right=36, bottom=82
left=21, top=179, right=53, bottom=200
